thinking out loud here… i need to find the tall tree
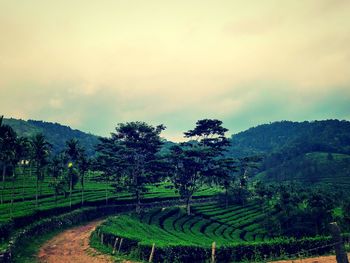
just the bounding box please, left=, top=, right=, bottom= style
left=170, top=119, right=230, bottom=215
left=96, top=122, right=165, bottom=213
left=0, top=116, right=17, bottom=205
left=77, top=148, right=89, bottom=206
left=65, top=138, right=81, bottom=208
left=48, top=153, right=67, bottom=205
left=211, top=158, right=238, bottom=208
left=31, top=133, right=51, bottom=207
left=8, top=137, right=31, bottom=217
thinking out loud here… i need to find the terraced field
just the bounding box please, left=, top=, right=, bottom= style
left=0, top=171, right=219, bottom=223
left=257, top=152, right=350, bottom=190
left=98, top=200, right=270, bottom=247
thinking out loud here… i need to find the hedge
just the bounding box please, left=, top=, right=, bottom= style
left=0, top=194, right=217, bottom=244
left=0, top=196, right=218, bottom=263
left=95, top=227, right=348, bottom=263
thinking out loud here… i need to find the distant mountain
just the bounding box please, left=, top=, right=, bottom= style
left=256, top=152, right=350, bottom=190
left=227, top=120, right=350, bottom=186
left=3, top=118, right=100, bottom=156
left=228, top=120, right=350, bottom=158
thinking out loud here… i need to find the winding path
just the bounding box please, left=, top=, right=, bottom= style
left=36, top=217, right=348, bottom=263
left=37, top=220, right=114, bottom=263
left=270, top=254, right=350, bottom=263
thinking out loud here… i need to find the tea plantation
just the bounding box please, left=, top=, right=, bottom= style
left=97, top=201, right=269, bottom=247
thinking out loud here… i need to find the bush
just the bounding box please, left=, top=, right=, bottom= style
left=95, top=226, right=339, bottom=263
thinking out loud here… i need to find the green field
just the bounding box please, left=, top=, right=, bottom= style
left=0, top=170, right=219, bottom=224
left=256, top=152, right=350, bottom=189
left=97, top=200, right=269, bottom=248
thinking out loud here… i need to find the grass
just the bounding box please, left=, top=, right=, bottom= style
left=90, top=230, right=145, bottom=262
left=97, top=200, right=270, bottom=248
left=11, top=229, right=62, bottom=263
left=0, top=169, right=220, bottom=224
left=256, top=152, right=350, bottom=189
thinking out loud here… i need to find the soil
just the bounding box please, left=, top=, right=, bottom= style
left=37, top=219, right=349, bottom=263
left=37, top=220, right=115, bottom=263
left=270, top=253, right=350, bottom=263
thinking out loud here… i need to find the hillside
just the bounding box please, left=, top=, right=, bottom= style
left=256, top=152, right=350, bottom=189
left=227, top=120, right=350, bottom=186
left=3, top=118, right=100, bottom=156
left=228, top=120, right=350, bottom=158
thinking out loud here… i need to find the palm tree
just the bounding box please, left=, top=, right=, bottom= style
left=9, top=137, right=31, bottom=217
left=0, top=116, right=17, bottom=205
left=31, top=133, right=51, bottom=207
left=65, top=138, right=80, bottom=208
left=48, top=154, right=66, bottom=205
left=78, top=148, right=89, bottom=206
left=16, top=137, right=32, bottom=201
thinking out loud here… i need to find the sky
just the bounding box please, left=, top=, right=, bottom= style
left=0, top=0, right=350, bottom=141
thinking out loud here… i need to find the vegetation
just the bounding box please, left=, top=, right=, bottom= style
left=2, top=118, right=99, bottom=156
left=1, top=116, right=350, bottom=262
left=94, top=200, right=344, bottom=262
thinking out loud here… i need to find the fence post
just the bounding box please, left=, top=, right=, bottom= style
left=149, top=243, right=155, bottom=262
left=118, top=238, right=124, bottom=253
left=100, top=233, right=104, bottom=245
left=211, top=241, right=216, bottom=263
left=329, top=222, right=349, bottom=263
left=112, top=237, right=119, bottom=254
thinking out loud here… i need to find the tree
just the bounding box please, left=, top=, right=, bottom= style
left=65, top=138, right=81, bottom=208
left=211, top=158, right=238, bottom=208
left=170, top=119, right=230, bottom=215
left=96, top=122, right=165, bottom=213
left=31, top=133, right=51, bottom=207
left=77, top=148, right=89, bottom=206
left=48, top=154, right=67, bottom=205
left=17, top=137, right=32, bottom=201
left=0, top=116, right=17, bottom=205
left=9, top=137, right=31, bottom=216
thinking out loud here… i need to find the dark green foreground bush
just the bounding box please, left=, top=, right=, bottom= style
left=0, top=197, right=217, bottom=262
left=96, top=228, right=345, bottom=263
left=0, top=205, right=134, bottom=262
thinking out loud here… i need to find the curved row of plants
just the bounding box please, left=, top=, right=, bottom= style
left=93, top=201, right=344, bottom=262
left=0, top=196, right=218, bottom=262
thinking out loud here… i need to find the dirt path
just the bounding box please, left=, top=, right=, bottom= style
left=270, top=253, right=350, bottom=263
left=38, top=220, right=114, bottom=263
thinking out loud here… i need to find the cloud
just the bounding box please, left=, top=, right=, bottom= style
left=0, top=1, right=350, bottom=140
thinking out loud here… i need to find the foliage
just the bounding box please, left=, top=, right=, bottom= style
left=96, top=122, right=165, bottom=212
left=169, top=119, right=230, bottom=215
left=2, top=117, right=100, bottom=156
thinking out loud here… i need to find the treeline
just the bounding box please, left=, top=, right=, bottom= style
left=0, top=116, right=91, bottom=216
left=229, top=119, right=350, bottom=158
left=252, top=181, right=350, bottom=238
left=0, top=116, right=259, bottom=217
left=3, top=118, right=99, bottom=156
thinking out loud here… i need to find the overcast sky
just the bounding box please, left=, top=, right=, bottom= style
left=1, top=0, right=350, bottom=141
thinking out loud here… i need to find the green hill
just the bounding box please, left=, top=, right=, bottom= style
left=3, top=118, right=100, bottom=156
left=228, top=120, right=350, bottom=158
left=227, top=120, right=350, bottom=187
left=256, top=152, right=350, bottom=189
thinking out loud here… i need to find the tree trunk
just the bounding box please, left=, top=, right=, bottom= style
left=69, top=173, right=72, bottom=209
left=329, top=222, right=349, bottom=263
left=22, top=165, right=25, bottom=201
left=136, top=190, right=141, bottom=214
left=39, top=170, right=43, bottom=197
left=105, top=181, right=108, bottom=205
left=36, top=170, right=39, bottom=207
left=186, top=196, right=192, bottom=216
left=10, top=169, right=15, bottom=218
left=81, top=172, right=84, bottom=206
left=225, top=187, right=229, bottom=209
left=1, top=165, right=6, bottom=205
